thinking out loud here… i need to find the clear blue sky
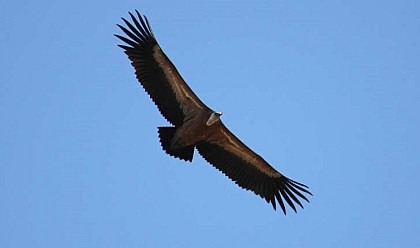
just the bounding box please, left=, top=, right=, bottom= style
left=1, top=0, right=419, bottom=247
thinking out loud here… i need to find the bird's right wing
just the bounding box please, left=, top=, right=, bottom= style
left=197, top=121, right=312, bottom=215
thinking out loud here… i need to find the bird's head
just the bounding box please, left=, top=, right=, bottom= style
left=206, top=111, right=223, bottom=126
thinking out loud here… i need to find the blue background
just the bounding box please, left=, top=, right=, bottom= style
left=1, top=0, right=419, bottom=247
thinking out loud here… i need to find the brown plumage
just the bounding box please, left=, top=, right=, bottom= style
left=115, top=10, right=312, bottom=215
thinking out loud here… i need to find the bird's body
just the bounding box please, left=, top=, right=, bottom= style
left=115, top=10, right=312, bottom=215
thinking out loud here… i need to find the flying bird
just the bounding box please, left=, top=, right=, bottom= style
left=115, top=10, right=312, bottom=215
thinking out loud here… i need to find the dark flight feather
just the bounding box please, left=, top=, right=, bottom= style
left=115, top=11, right=185, bottom=125
left=196, top=141, right=311, bottom=215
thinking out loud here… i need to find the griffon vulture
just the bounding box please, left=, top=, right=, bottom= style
left=115, top=10, right=312, bottom=215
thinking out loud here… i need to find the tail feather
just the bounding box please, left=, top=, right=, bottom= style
left=157, top=127, right=194, bottom=162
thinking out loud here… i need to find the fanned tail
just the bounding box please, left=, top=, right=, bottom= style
left=157, top=127, right=194, bottom=162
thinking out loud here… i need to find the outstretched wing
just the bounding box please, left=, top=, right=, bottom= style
left=197, top=122, right=312, bottom=215
left=115, top=10, right=208, bottom=126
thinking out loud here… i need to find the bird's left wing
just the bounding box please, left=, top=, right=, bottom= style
left=115, top=10, right=208, bottom=126
left=196, top=122, right=312, bottom=214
